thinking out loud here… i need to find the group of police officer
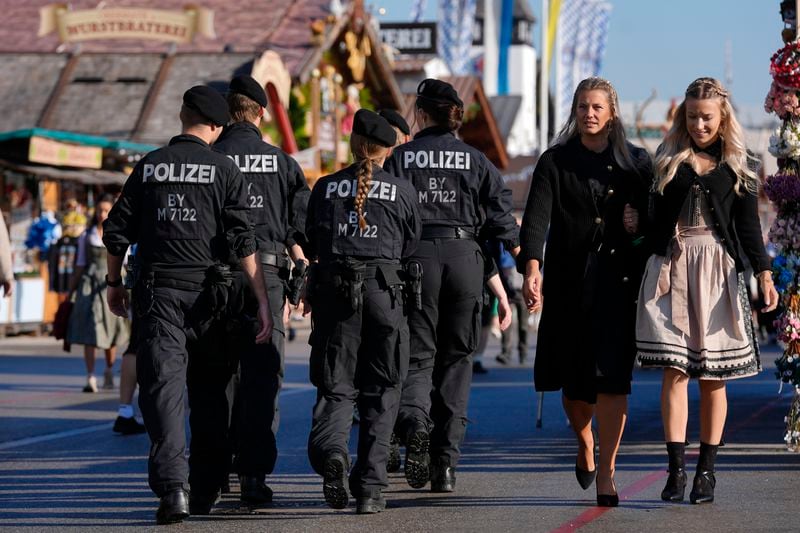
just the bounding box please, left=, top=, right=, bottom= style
left=102, top=75, right=518, bottom=524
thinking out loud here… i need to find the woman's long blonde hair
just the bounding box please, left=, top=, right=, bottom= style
left=350, top=133, right=389, bottom=229
left=553, top=77, right=636, bottom=171
left=654, top=77, right=757, bottom=195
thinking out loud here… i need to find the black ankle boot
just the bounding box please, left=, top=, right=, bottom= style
left=661, top=441, right=687, bottom=502
left=690, top=442, right=718, bottom=504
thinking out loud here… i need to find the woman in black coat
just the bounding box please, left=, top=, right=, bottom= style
left=518, top=77, right=652, bottom=506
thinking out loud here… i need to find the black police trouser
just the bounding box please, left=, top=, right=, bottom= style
left=396, top=238, right=484, bottom=467
left=186, top=318, right=238, bottom=499
left=136, top=286, right=206, bottom=497
left=232, top=265, right=287, bottom=477
left=186, top=266, right=287, bottom=496
left=307, top=277, right=408, bottom=496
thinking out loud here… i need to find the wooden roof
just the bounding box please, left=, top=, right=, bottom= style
left=0, top=0, right=333, bottom=78
left=0, top=0, right=406, bottom=146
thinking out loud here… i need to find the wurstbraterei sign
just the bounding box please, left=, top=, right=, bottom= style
left=38, top=4, right=215, bottom=44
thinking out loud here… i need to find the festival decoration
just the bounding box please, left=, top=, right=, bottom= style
left=766, top=5, right=800, bottom=451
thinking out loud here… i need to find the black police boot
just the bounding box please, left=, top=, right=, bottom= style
left=661, top=441, right=687, bottom=502
left=690, top=442, right=718, bottom=504
left=156, top=489, right=190, bottom=525
left=323, top=452, right=350, bottom=509
left=356, top=491, right=387, bottom=514
left=430, top=460, right=456, bottom=493
left=404, top=426, right=431, bottom=489
left=188, top=490, right=220, bottom=516
left=239, top=475, right=273, bottom=505
left=387, top=433, right=402, bottom=473
left=112, top=415, right=146, bottom=435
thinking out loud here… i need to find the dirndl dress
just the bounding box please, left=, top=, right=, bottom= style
left=635, top=183, right=760, bottom=379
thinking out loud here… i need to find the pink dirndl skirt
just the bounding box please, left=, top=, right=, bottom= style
left=635, top=225, right=760, bottom=379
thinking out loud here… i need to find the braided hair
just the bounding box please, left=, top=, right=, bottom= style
left=655, top=77, right=757, bottom=195
left=350, top=132, right=389, bottom=229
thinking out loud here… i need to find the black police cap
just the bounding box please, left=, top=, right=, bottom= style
left=228, top=75, right=268, bottom=108
left=416, top=78, right=463, bottom=108
left=183, top=85, right=230, bottom=126
left=352, top=109, right=397, bottom=147
left=378, top=109, right=410, bottom=135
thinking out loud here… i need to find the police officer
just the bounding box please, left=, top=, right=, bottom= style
left=305, top=109, right=421, bottom=514
left=103, top=86, right=273, bottom=525
left=384, top=79, right=519, bottom=492
left=378, top=108, right=411, bottom=147
left=210, top=75, right=311, bottom=505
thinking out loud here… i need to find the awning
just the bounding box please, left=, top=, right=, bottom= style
left=0, top=158, right=128, bottom=185
left=0, top=128, right=156, bottom=153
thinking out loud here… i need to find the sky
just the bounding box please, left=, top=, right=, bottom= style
left=373, top=0, right=784, bottom=126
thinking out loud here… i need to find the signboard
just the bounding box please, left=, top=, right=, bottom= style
left=38, top=4, right=215, bottom=44
left=28, top=136, right=103, bottom=169
left=379, top=22, right=437, bottom=55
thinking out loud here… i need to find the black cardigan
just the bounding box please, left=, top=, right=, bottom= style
left=648, top=162, right=771, bottom=273
left=518, top=137, right=652, bottom=269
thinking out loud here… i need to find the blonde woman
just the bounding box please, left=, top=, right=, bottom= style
left=636, top=77, right=778, bottom=504
left=520, top=77, right=652, bottom=506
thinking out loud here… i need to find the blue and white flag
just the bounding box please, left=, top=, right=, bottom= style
left=556, top=0, right=613, bottom=129
left=410, top=0, right=427, bottom=22
left=437, top=0, right=478, bottom=75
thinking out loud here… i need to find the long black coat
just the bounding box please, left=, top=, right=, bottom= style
left=519, top=137, right=652, bottom=396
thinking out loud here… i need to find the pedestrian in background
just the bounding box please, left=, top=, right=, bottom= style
left=305, top=110, right=420, bottom=513
left=384, top=78, right=517, bottom=493
left=66, top=194, right=129, bottom=393
left=635, top=77, right=778, bottom=505
left=495, top=240, right=529, bottom=365
left=519, top=77, right=652, bottom=506
left=0, top=212, right=12, bottom=298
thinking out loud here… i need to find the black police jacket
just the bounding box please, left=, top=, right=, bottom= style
left=384, top=126, right=519, bottom=249
left=213, top=121, right=311, bottom=255
left=648, top=161, right=771, bottom=273
left=306, top=163, right=421, bottom=263
left=103, top=134, right=257, bottom=272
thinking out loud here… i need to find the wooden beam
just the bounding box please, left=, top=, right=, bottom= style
left=38, top=52, right=80, bottom=129
left=131, top=53, right=175, bottom=142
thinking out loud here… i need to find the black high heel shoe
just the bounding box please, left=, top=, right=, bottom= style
left=596, top=492, right=619, bottom=507
left=575, top=462, right=597, bottom=490
left=596, top=475, right=618, bottom=507
left=575, top=433, right=597, bottom=490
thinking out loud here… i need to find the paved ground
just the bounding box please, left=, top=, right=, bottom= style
left=0, top=329, right=798, bottom=532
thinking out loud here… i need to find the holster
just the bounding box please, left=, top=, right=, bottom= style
left=124, top=254, right=139, bottom=290
left=310, top=259, right=366, bottom=312
left=133, top=271, right=155, bottom=318
left=403, top=260, right=423, bottom=310
left=287, top=259, right=308, bottom=306
left=185, top=263, right=233, bottom=339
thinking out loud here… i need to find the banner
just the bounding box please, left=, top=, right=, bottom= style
left=555, top=0, right=612, bottom=130
left=437, top=0, right=477, bottom=76
left=410, top=0, right=427, bottom=22
left=28, top=136, right=103, bottom=169
left=38, top=4, right=215, bottom=44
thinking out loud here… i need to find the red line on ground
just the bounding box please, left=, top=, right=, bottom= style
left=549, top=393, right=789, bottom=532
left=550, top=471, right=667, bottom=533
